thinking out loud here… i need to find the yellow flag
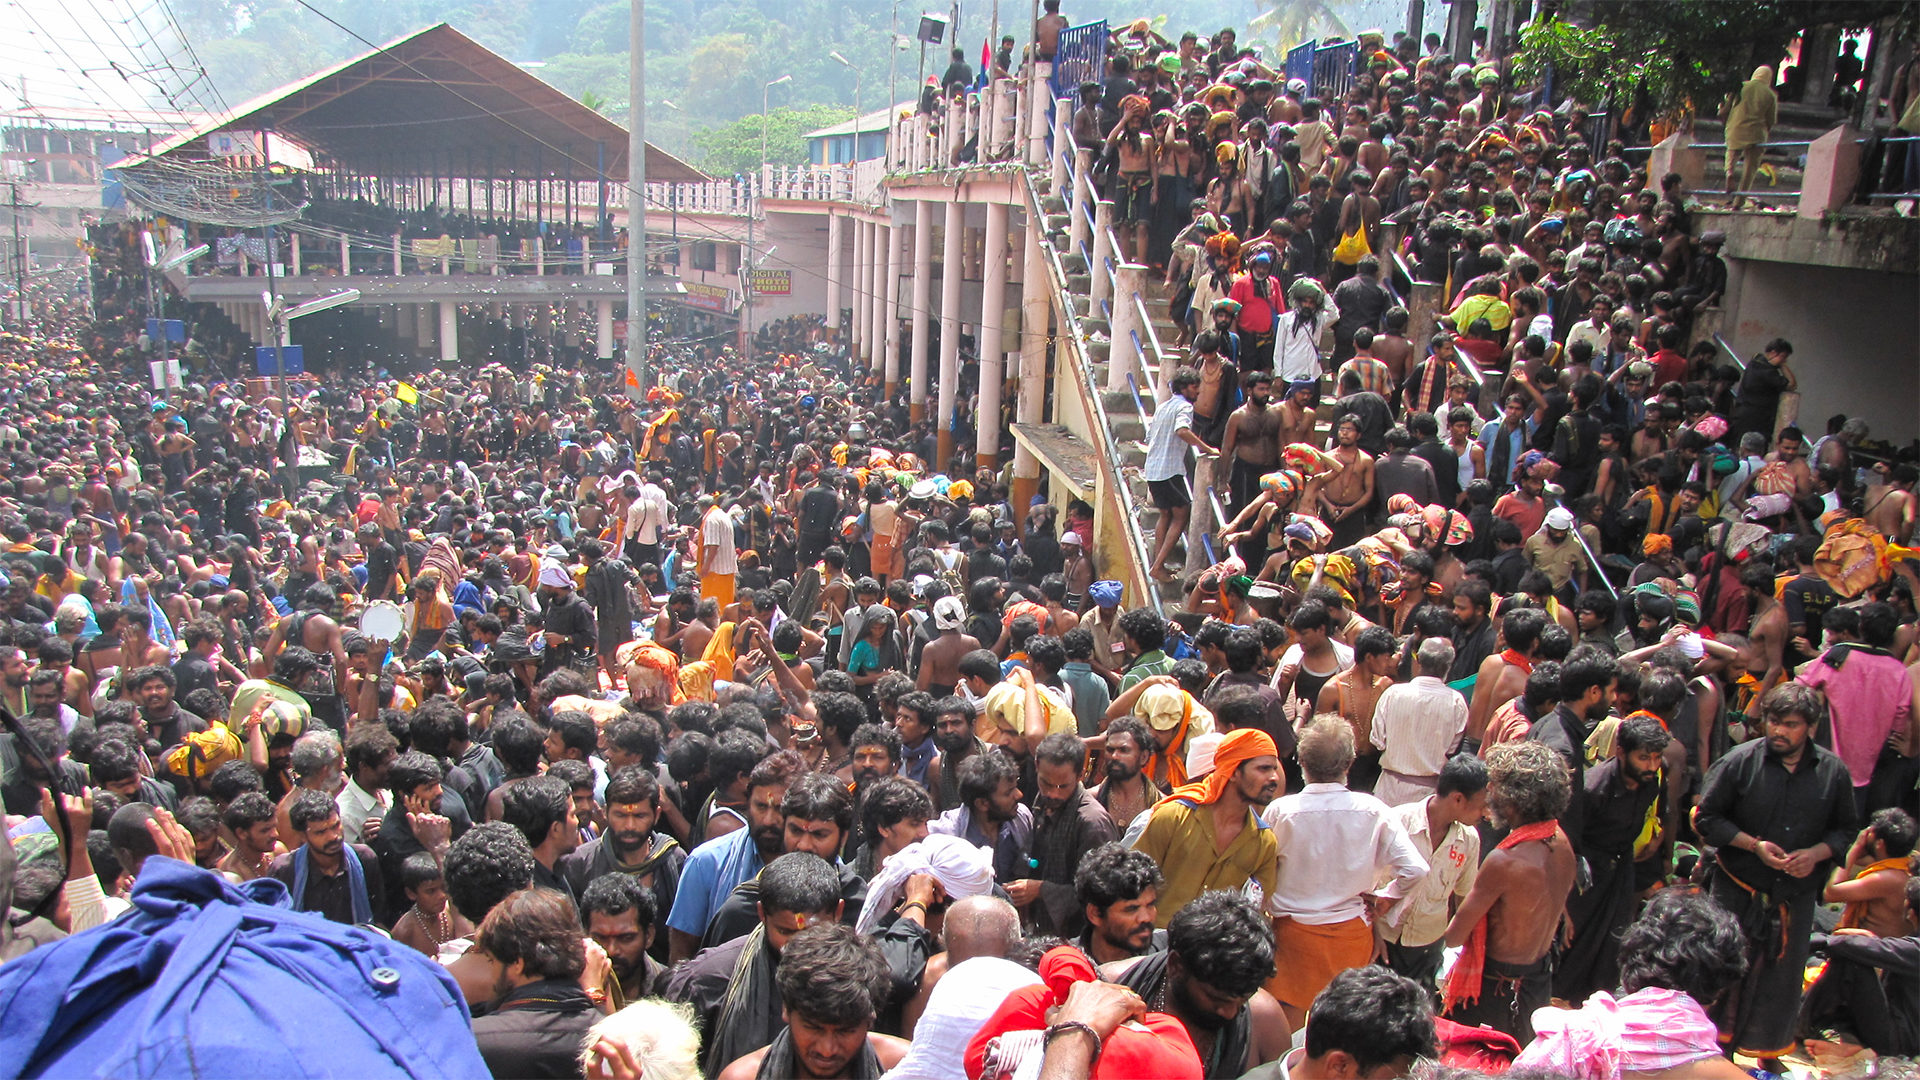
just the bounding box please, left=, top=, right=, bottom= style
left=395, top=382, right=419, bottom=405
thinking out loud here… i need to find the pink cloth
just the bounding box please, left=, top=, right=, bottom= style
left=1799, top=649, right=1912, bottom=787
left=1512, top=988, right=1723, bottom=1080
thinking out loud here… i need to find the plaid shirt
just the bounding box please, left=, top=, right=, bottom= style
left=1336, top=355, right=1396, bottom=399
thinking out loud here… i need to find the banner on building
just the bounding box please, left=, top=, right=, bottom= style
left=683, top=282, right=735, bottom=312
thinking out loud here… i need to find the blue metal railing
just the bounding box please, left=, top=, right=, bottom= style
left=1311, top=41, right=1359, bottom=100
left=1285, top=42, right=1315, bottom=87
left=1048, top=21, right=1109, bottom=102
left=1712, top=334, right=1748, bottom=370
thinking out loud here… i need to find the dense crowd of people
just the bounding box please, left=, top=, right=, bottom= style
left=0, top=11, right=1916, bottom=1080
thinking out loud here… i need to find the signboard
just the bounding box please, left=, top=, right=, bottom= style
left=208, top=131, right=263, bottom=158
left=747, top=268, right=791, bottom=296
left=683, top=282, right=735, bottom=313
left=254, top=345, right=304, bottom=376
left=145, top=318, right=186, bottom=343
left=149, top=358, right=182, bottom=391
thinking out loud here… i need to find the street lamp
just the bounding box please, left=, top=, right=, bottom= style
left=830, top=52, right=863, bottom=162
left=761, top=74, right=793, bottom=166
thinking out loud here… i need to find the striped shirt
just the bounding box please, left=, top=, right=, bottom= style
left=700, top=507, right=737, bottom=574
left=1335, top=355, right=1396, bottom=399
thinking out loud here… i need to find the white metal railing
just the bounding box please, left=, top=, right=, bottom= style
left=1023, top=166, right=1161, bottom=612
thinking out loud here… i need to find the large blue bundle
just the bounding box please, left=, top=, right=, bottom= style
left=0, top=858, right=489, bottom=1079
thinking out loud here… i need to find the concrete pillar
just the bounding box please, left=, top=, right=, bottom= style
left=884, top=219, right=903, bottom=394
left=340, top=235, right=352, bottom=275
left=977, top=203, right=1010, bottom=469
left=1109, top=263, right=1145, bottom=393
left=596, top=298, right=615, bottom=360
left=1089, top=201, right=1114, bottom=307
left=982, top=80, right=1000, bottom=161
left=1445, top=0, right=1477, bottom=59
left=392, top=234, right=402, bottom=275
left=1798, top=125, right=1864, bottom=219
left=289, top=232, right=302, bottom=276
left=438, top=300, right=458, bottom=364
left=909, top=199, right=932, bottom=420
left=851, top=219, right=869, bottom=362
left=1407, top=282, right=1442, bottom=358
left=825, top=212, right=844, bottom=334
left=1648, top=132, right=1708, bottom=198
left=1027, top=63, right=1051, bottom=165
left=1012, top=220, right=1051, bottom=510
left=1069, top=149, right=1094, bottom=257
left=1799, top=26, right=1842, bottom=106
left=937, top=200, right=965, bottom=465
left=535, top=236, right=546, bottom=276
left=1050, top=98, right=1071, bottom=192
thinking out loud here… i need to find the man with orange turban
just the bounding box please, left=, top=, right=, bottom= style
left=1129, top=728, right=1282, bottom=926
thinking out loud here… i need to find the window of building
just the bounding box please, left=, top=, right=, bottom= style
left=690, top=242, right=716, bottom=271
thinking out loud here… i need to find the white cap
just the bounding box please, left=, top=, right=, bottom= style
left=933, top=596, right=967, bottom=631
left=1544, top=507, right=1575, bottom=531
left=1185, top=732, right=1223, bottom=780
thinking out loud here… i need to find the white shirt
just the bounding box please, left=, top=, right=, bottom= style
left=1272, top=303, right=1340, bottom=382
left=1371, top=675, right=1469, bottom=778
left=1262, top=783, right=1429, bottom=924
left=701, top=506, right=738, bottom=575
left=1379, top=796, right=1480, bottom=947
left=336, top=778, right=390, bottom=845
left=1143, top=393, right=1196, bottom=483
left=628, top=481, right=669, bottom=545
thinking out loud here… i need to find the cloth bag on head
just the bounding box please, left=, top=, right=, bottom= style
left=0, top=859, right=488, bottom=1080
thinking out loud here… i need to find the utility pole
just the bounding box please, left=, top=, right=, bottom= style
left=626, top=0, right=647, bottom=398
left=5, top=181, right=33, bottom=331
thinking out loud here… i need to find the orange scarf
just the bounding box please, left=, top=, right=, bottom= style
left=1839, top=859, right=1910, bottom=930
left=1155, top=730, right=1278, bottom=809
left=1444, top=819, right=1561, bottom=1012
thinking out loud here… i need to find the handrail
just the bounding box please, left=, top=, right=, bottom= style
left=1132, top=292, right=1166, bottom=385
left=1711, top=333, right=1748, bottom=370
left=1023, top=168, right=1162, bottom=613
left=1126, top=370, right=1149, bottom=419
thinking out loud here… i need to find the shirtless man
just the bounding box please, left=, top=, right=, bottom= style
left=917, top=597, right=980, bottom=698
left=1443, top=740, right=1576, bottom=1044
left=1464, top=607, right=1546, bottom=752
left=1767, top=427, right=1815, bottom=499
left=1219, top=371, right=1283, bottom=513
left=1033, top=0, right=1068, bottom=61
left=1373, top=307, right=1416, bottom=386
left=679, top=598, right=719, bottom=664
left=652, top=589, right=699, bottom=661
left=1865, top=463, right=1917, bottom=541
left=1317, top=418, right=1375, bottom=549
left=1744, top=565, right=1789, bottom=692
left=1274, top=379, right=1317, bottom=449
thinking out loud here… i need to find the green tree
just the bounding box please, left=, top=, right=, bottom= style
left=1513, top=1, right=1914, bottom=118
left=1249, top=0, right=1349, bottom=51
left=692, top=103, right=853, bottom=177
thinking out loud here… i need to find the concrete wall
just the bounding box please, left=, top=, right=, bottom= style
left=1722, top=258, right=1920, bottom=437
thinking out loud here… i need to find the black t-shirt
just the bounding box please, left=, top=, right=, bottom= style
left=364, top=541, right=398, bottom=599
left=173, top=652, right=220, bottom=701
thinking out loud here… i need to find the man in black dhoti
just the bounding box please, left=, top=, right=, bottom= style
left=1695, top=683, right=1857, bottom=1070
left=1554, top=715, right=1667, bottom=1002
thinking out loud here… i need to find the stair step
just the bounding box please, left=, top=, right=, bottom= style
left=1045, top=213, right=1071, bottom=233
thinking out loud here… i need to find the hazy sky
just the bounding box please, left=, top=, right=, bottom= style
left=0, top=0, right=217, bottom=119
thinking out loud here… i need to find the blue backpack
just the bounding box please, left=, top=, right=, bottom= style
left=0, top=858, right=490, bottom=1079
